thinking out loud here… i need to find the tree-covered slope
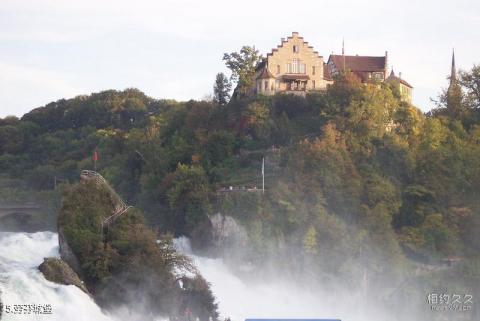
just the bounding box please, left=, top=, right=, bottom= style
left=1, top=69, right=480, bottom=291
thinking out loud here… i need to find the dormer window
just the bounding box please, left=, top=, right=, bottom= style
left=293, top=45, right=299, bottom=53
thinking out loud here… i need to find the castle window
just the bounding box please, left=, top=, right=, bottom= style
left=264, top=80, right=268, bottom=91
left=292, top=59, right=299, bottom=73
left=293, top=45, right=299, bottom=53
left=299, top=63, right=306, bottom=74
left=277, top=65, right=280, bottom=74
left=374, top=72, right=384, bottom=80
left=312, top=66, right=316, bottom=75
left=312, top=80, right=316, bottom=89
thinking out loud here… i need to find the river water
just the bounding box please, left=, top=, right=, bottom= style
left=0, top=232, right=383, bottom=321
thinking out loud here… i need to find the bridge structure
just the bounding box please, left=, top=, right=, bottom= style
left=80, top=170, right=132, bottom=232
left=0, top=204, right=43, bottom=220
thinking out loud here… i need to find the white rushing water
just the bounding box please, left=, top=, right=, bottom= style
left=174, top=237, right=357, bottom=321
left=0, top=232, right=393, bottom=321
left=0, top=232, right=114, bottom=321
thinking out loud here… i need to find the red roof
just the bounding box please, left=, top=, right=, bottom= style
left=328, top=55, right=386, bottom=72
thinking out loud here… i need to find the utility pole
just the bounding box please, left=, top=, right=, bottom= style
left=262, top=157, right=265, bottom=193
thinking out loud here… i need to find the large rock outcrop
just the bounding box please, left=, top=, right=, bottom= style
left=38, top=257, right=89, bottom=294
left=55, top=179, right=218, bottom=321
left=58, top=226, right=83, bottom=278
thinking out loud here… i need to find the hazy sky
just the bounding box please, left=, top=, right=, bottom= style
left=0, top=0, right=479, bottom=117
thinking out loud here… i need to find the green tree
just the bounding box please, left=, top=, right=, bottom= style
left=166, top=164, right=212, bottom=232
left=223, top=46, right=261, bottom=97
left=447, top=78, right=463, bottom=118
left=242, top=101, right=270, bottom=139
left=213, top=72, right=231, bottom=105
left=303, top=225, right=318, bottom=254
left=0, top=125, right=24, bottom=154
left=460, top=64, right=480, bottom=109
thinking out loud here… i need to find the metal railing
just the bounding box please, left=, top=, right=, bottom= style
left=80, top=170, right=132, bottom=231
left=80, top=170, right=106, bottom=185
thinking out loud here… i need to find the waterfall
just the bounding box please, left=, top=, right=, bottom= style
left=0, top=232, right=397, bottom=321
left=174, top=237, right=343, bottom=321
left=0, top=232, right=113, bottom=321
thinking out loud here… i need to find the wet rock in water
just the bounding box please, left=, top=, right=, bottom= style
left=38, top=257, right=89, bottom=294
left=209, top=213, right=248, bottom=250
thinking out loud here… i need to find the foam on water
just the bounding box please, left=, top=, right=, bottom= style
left=0, top=232, right=394, bottom=321
left=174, top=236, right=347, bottom=321
left=0, top=232, right=113, bottom=321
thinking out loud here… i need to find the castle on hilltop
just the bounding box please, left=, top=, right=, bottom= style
left=254, top=32, right=413, bottom=103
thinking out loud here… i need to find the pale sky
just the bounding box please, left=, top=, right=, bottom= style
left=0, top=0, right=479, bottom=118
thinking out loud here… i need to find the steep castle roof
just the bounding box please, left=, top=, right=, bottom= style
left=264, top=32, right=323, bottom=60
left=256, top=67, right=275, bottom=79
left=386, top=70, right=413, bottom=88
left=328, top=55, right=387, bottom=72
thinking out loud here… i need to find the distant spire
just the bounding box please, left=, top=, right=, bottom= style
left=450, top=48, right=457, bottom=82
left=342, top=38, right=346, bottom=72
left=447, top=48, right=462, bottom=117
left=390, top=67, right=395, bottom=77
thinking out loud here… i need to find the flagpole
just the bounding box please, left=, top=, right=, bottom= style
left=93, top=149, right=98, bottom=172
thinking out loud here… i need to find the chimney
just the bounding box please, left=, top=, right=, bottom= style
left=292, top=32, right=299, bottom=37
left=399, top=72, right=402, bottom=79
left=281, top=38, right=285, bottom=43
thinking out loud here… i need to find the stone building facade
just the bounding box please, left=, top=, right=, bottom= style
left=255, top=32, right=331, bottom=96
left=254, top=32, right=414, bottom=102
left=385, top=70, right=413, bottom=103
